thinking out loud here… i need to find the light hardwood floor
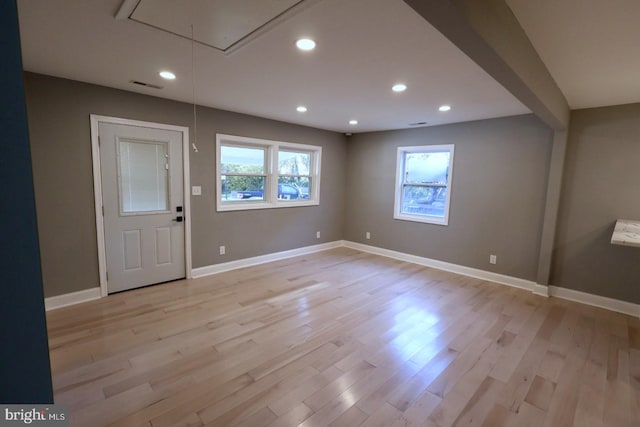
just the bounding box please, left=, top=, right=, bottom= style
left=47, top=248, right=640, bottom=427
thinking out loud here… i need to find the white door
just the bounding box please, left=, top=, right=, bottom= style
left=99, top=122, right=185, bottom=293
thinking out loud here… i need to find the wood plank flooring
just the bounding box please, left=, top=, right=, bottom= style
left=46, top=248, right=640, bottom=426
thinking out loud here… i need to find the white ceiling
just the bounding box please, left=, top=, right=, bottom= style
left=16, top=1, right=640, bottom=133
left=128, top=0, right=310, bottom=52
left=507, top=0, right=640, bottom=110
left=17, top=0, right=532, bottom=133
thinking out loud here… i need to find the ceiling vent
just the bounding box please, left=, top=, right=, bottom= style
left=116, top=0, right=323, bottom=54
left=130, top=80, right=163, bottom=89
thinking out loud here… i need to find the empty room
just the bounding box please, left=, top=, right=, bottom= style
left=2, top=0, right=639, bottom=426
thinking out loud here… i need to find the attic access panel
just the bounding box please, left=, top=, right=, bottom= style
left=127, top=0, right=311, bottom=53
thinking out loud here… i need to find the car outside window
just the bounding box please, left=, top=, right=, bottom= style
left=216, top=134, right=321, bottom=211
left=278, top=150, right=312, bottom=200
left=394, top=144, right=454, bottom=225
left=220, top=145, right=267, bottom=203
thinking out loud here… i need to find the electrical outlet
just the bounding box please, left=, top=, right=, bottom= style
left=489, top=254, right=497, bottom=265
left=316, top=231, right=321, bottom=239
left=366, top=231, right=371, bottom=240
left=220, top=245, right=226, bottom=255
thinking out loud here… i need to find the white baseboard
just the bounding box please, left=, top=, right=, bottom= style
left=191, top=241, right=344, bottom=278
left=344, top=241, right=539, bottom=293
left=45, top=287, right=101, bottom=311
left=549, top=286, right=640, bottom=318
left=44, top=242, right=639, bottom=318
left=344, top=241, right=638, bottom=317
left=532, top=284, right=550, bottom=297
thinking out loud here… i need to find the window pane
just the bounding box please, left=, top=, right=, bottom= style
left=216, top=134, right=321, bottom=211
left=221, top=175, right=265, bottom=202
left=404, top=151, right=450, bottom=183
left=221, top=146, right=265, bottom=174
left=119, top=140, right=168, bottom=213
left=278, top=150, right=311, bottom=175
left=277, top=176, right=310, bottom=200
left=400, top=185, right=447, bottom=218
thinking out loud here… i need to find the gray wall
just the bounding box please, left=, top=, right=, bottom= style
left=552, top=103, right=640, bottom=303
left=24, top=72, right=640, bottom=305
left=344, top=114, right=553, bottom=281
left=24, top=72, right=347, bottom=297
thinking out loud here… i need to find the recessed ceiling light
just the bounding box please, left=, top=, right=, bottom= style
left=296, top=38, right=316, bottom=51
left=392, top=83, right=407, bottom=92
left=296, top=106, right=308, bottom=113
left=439, top=105, right=451, bottom=112
left=349, top=119, right=358, bottom=125
left=159, top=71, right=176, bottom=80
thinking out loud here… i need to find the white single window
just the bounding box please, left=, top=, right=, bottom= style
left=394, top=144, right=455, bottom=225
left=216, top=134, right=321, bottom=211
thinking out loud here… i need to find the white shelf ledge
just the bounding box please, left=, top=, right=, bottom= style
left=611, top=219, right=640, bottom=247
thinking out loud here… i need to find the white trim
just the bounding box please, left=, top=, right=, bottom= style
left=90, top=115, right=192, bottom=296
left=182, top=124, right=193, bottom=279
left=344, top=241, right=538, bottom=292
left=532, top=284, right=550, bottom=297
left=45, top=288, right=101, bottom=311
left=90, top=116, right=107, bottom=297
left=549, top=286, right=640, bottom=318
left=345, top=241, right=638, bottom=317
left=191, top=241, right=342, bottom=278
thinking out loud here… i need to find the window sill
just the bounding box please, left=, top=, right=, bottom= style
left=217, top=200, right=319, bottom=212
left=394, top=213, right=449, bottom=226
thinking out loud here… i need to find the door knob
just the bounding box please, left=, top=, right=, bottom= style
left=173, top=216, right=183, bottom=222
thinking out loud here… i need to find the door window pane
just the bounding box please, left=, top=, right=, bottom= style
left=119, top=139, right=169, bottom=213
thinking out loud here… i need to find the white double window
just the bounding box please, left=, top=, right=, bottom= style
left=216, top=134, right=321, bottom=211
left=394, top=144, right=455, bottom=225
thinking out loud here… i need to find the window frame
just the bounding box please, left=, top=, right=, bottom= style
left=216, top=134, right=321, bottom=212
left=276, top=149, right=314, bottom=201
left=394, top=144, right=455, bottom=226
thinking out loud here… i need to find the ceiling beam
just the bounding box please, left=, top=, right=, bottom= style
left=403, top=0, right=569, bottom=131
left=114, top=0, right=139, bottom=20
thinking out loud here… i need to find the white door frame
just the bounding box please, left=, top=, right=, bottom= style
left=90, top=114, right=192, bottom=297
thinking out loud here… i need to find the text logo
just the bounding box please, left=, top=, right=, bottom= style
left=1, top=405, right=68, bottom=426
